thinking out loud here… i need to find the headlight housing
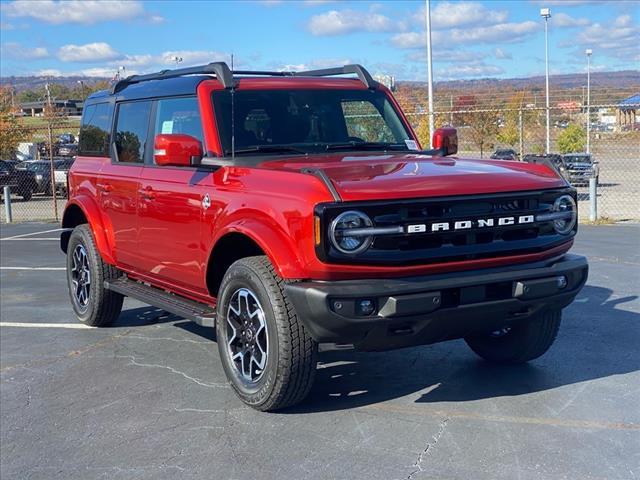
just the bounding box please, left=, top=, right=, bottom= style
left=552, top=194, right=577, bottom=235
left=329, top=210, right=373, bottom=255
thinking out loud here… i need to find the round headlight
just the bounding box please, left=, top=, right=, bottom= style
left=330, top=210, right=373, bottom=255
left=552, top=195, right=576, bottom=235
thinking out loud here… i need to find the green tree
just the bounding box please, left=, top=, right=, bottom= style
left=557, top=124, right=586, bottom=154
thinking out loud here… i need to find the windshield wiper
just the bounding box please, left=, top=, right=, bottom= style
left=226, top=145, right=308, bottom=156
left=325, top=142, right=408, bottom=152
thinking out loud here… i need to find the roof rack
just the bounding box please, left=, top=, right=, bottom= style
left=110, top=62, right=377, bottom=94
left=112, top=61, right=234, bottom=93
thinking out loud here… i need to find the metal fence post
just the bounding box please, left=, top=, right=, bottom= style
left=589, top=177, right=598, bottom=222
left=3, top=186, right=12, bottom=223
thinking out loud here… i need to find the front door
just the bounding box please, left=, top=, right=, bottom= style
left=137, top=97, right=209, bottom=293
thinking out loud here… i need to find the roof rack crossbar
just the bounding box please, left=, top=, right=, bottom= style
left=111, top=61, right=235, bottom=93
left=294, top=64, right=377, bottom=89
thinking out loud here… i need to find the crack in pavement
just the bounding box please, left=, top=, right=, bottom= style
left=406, top=418, right=450, bottom=480
left=114, top=354, right=229, bottom=389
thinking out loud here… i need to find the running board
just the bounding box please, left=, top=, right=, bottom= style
left=105, top=277, right=216, bottom=327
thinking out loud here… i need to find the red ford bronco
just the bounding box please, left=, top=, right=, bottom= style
left=61, top=63, right=588, bottom=411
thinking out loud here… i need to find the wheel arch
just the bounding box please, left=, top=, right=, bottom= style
left=205, top=222, right=304, bottom=298
left=61, top=197, right=115, bottom=264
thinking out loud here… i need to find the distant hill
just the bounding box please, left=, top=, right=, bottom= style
left=402, top=70, right=639, bottom=91
left=2, top=69, right=638, bottom=93
left=1, top=75, right=110, bottom=92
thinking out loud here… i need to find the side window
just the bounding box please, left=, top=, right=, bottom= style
left=78, top=102, right=112, bottom=156
left=154, top=97, right=203, bottom=150
left=115, top=101, right=152, bottom=163
left=341, top=101, right=395, bottom=143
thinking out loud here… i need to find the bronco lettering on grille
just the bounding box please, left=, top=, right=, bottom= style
left=407, top=215, right=535, bottom=233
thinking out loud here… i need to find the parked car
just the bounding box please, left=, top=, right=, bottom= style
left=490, top=149, right=519, bottom=161
left=57, top=143, right=78, bottom=157
left=0, top=159, right=36, bottom=201
left=522, top=154, right=568, bottom=179
left=61, top=62, right=587, bottom=411
left=17, top=159, right=63, bottom=195
left=562, top=153, right=599, bottom=186
left=54, top=158, right=75, bottom=196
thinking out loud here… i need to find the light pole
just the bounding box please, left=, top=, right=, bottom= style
left=76, top=80, right=86, bottom=100
left=540, top=8, right=551, bottom=154
left=586, top=48, right=592, bottom=154
left=425, top=0, right=434, bottom=147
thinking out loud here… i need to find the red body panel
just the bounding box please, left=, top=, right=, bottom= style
left=66, top=77, right=573, bottom=305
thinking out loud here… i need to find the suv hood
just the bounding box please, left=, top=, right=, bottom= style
left=260, top=152, right=566, bottom=201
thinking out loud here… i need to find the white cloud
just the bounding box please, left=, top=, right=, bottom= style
left=57, top=42, right=121, bottom=62
left=392, top=21, right=539, bottom=49
left=553, top=12, right=591, bottom=27
left=439, top=64, right=505, bottom=80
left=406, top=49, right=487, bottom=63
left=570, top=14, right=639, bottom=61
left=413, top=2, right=508, bottom=29
left=1, top=0, right=163, bottom=25
left=1, top=22, right=15, bottom=30
left=494, top=48, right=512, bottom=60
left=159, top=50, right=229, bottom=66
left=35, top=68, right=62, bottom=77
left=308, top=9, right=398, bottom=36
left=0, top=42, right=49, bottom=59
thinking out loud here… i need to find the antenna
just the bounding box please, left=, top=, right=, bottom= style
left=231, top=53, right=235, bottom=159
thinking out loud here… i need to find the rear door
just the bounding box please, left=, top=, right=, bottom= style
left=136, top=96, right=209, bottom=292
left=99, top=100, right=151, bottom=269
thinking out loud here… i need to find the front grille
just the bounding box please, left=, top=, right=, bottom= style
left=316, top=188, right=576, bottom=266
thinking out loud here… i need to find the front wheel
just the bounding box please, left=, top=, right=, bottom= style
left=216, top=256, right=318, bottom=411
left=66, top=224, right=123, bottom=327
left=465, top=309, right=561, bottom=364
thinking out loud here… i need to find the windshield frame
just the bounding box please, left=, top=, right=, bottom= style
left=210, top=87, right=416, bottom=157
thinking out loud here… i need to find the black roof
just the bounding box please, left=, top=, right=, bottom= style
left=87, top=75, right=208, bottom=103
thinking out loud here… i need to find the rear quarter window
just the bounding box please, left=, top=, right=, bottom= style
left=78, top=103, right=113, bottom=157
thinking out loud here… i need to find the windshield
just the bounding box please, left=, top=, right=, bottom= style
left=564, top=155, right=592, bottom=163
left=212, top=89, right=413, bottom=156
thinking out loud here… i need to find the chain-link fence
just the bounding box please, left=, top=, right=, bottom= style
left=2, top=87, right=638, bottom=223
left=397, top=85, right=640, bottom=222
left=1, top=119, right=79, bottom=224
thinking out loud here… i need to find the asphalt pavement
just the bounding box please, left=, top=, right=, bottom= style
left=1, top=222, right=639, bottom=480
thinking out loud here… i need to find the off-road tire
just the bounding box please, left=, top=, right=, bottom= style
left=66, top=224, right=123, bottom=327
left=465, top=309, right=561, bottom=364
left=216, top=256, right=318, bottom=411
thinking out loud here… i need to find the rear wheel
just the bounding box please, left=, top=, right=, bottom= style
left=216, top=256, right=317, bottom=411
left=66, top=224, right=123, bottom=327
left=465, top=309, right=561, bottom=364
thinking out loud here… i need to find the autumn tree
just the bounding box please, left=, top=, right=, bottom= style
left=0, top=86, right=28, bottom=159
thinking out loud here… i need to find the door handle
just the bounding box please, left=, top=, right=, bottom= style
left=139, top=186, right=155, bottom=200
left=98, top=183, right=114, bottom=193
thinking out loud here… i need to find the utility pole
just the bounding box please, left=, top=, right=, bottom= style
left=586, top=49, right=592, bottom=154
left=425, top=0, right=435, bottom=146
left=45, top=83, right=58, bottom=221
left=541, top=8, right=551, bottom=154
left=519, top=108, right=524, bottom=159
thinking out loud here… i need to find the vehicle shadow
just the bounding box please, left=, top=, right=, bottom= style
left=285, top=284, right=639, bottom=413
left=109, top=306, right=180, bottom=328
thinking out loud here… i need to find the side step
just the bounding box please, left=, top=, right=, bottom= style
left=105, top=277, right=216, bottom=327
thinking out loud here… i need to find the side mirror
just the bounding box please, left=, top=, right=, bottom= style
left=432, top=127, right=458, bottom=156
left=153, top=134, right=202, bottom=167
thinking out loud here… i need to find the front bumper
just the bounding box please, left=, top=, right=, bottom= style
left=285, top=254, right=588, bottom=351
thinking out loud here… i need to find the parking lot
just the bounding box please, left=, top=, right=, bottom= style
left=1, top=222, right=639, bottom=480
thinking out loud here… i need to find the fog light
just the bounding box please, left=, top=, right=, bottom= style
left=356, top=299, right=376, bottom=316
left=557, top=276, right=568, bottom=289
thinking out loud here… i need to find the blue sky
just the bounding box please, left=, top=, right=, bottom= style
left=0, top=0, right=638, bottom=81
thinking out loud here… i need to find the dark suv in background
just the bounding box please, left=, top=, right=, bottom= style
left=490, top=149, right=519, bottom=161
left=0, top=160, right=36, bottom=201
left=562, top=153, right=598, bottom=186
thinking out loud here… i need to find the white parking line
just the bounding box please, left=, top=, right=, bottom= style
left=0, top=238, right=59, bottom=241
left=0, top=322, right=92, bottom=329
left=0, top=267, right=65, bottom=271
left=0, top=228, right=67, bottom=240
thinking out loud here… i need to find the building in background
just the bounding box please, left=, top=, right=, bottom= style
left=616, top=94, right=639, bottom=131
